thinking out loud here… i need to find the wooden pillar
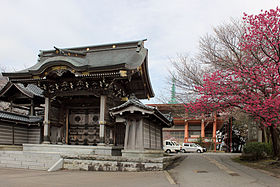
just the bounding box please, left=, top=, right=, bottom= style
left=99, top=95, right=106, bottom=145
left=131, top=120, right=136, bottom=149
left=10, top=101, right=13, bottom=112
left=124, top=121, right=130, bottom=149
left=42, top=97, right=50, bottom=144
left=201, top=114, right=205, bottom=138
left=12, top=123, right=14, bottom=145
left=57, top=107, right=64, bottom=144
left=139, top=119, right=144, bottom=150
left=184, top=121, right=189, bottom=143
left=30, top=99, right=34, bottom=116
left=213, top=112, right=217, bottom=152
left=160, top=126, right=163, bottom=148
left=113, top=125, right=117, bottom=145
left=65, top=109, right=69, bottom=144
left=109, top=128, right=113, bottom=144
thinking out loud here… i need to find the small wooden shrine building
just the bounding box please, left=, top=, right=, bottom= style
left=110, top=94, right=172, bottom=157
left=1, top=40, right=172, bottom=156
left=0, top=82, right=44, bottom=115
left=0, top=82, right=44, bottom=145
left=0, top=110, right=42, bottom=145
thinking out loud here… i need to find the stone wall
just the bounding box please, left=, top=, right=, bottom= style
left=62, top=154, right=182, bottom=172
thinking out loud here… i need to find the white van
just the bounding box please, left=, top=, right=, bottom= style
left=163, top=140, right=181, bottom=153
left=181, top=143, right=206, bottom=153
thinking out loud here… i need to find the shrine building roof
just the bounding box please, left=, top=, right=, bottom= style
left=0, top=111, right=43, bottom=124
left=0, top=82, right=43, bottom=103
left=3, top=39, right=154, bottom=99
left=8, top=40, right=147, bottom=75
left=110, top=95, right=173, bottom=127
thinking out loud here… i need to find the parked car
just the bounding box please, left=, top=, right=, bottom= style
left=163, top=140, right=182, bottom=153
left=181, top=143, right=206, bottom=153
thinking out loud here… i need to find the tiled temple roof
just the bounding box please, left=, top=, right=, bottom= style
left=0, top=82, right=43, bottom=99
left=110, top=94, right=173, bottom=127
left=0, top=111, right=43, bottom=124
left=16, top=83, right=43, bottom=97
left=110, top=94, right=155, bottom=111
left=3, top=40, right=154, bottom=99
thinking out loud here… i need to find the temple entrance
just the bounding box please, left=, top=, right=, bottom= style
left=2, top=40, right=158, bottom=157
left=68, top=109, right=100, bottom=145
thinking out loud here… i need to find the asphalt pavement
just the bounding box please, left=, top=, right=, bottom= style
left=169, top=152, right=280, bottom=187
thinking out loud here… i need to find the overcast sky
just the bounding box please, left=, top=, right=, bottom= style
left=0, top=0, right=279, bottom=103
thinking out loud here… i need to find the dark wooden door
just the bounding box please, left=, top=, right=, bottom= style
left=68, top=109, right=99, bottom=145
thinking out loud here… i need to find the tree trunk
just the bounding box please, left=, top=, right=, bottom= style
left=264, top=127, right=268, bottom=143
left=269, top=126, right=280, bottom=159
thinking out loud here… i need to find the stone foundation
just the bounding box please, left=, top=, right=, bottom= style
left=62, top=154, right=182, bottom=171
left=121, top=149, right=164, bottom=158
left=0, top=149, right=182, bottom=171
left=0, top=144, right=182, bottom=172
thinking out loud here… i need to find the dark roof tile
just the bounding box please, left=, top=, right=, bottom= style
left=0, top=111, right=43, bottom=124
left=110, top=94, right=173, bottom=126
left=110, top=94, right=154, bottom=112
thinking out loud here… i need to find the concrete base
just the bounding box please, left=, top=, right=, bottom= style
left=23, top=144, right=123, bottom=156
left=121, top=149, right=164, bottom=158
left=0, top=145, right=23, bottom=151
left=42, top=141, right=51, bottom=144
left=95, top=146, right=123, bottom=156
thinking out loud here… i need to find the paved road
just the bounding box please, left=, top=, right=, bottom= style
left=0, top=153, right=279, bottom=187
left=169, top=153, right=280, bottom=187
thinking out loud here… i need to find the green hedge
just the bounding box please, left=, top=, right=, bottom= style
left=242, top=142, right=273, bottom=161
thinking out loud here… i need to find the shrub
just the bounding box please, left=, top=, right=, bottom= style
left=242, top=142, right=273, bottom=161
left=194, top=136, right=206, bottom=147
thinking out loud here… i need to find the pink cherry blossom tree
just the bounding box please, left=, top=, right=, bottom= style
left=188, top=8, right=280, bottom=157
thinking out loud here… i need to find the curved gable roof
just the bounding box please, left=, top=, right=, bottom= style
left=3, top=40, right=154, bottom=99
left=110, top=95, right=173, bottom=127
left=0, top=82, right=43, bottom=100
left=4, top=40, right=147, bottom=77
